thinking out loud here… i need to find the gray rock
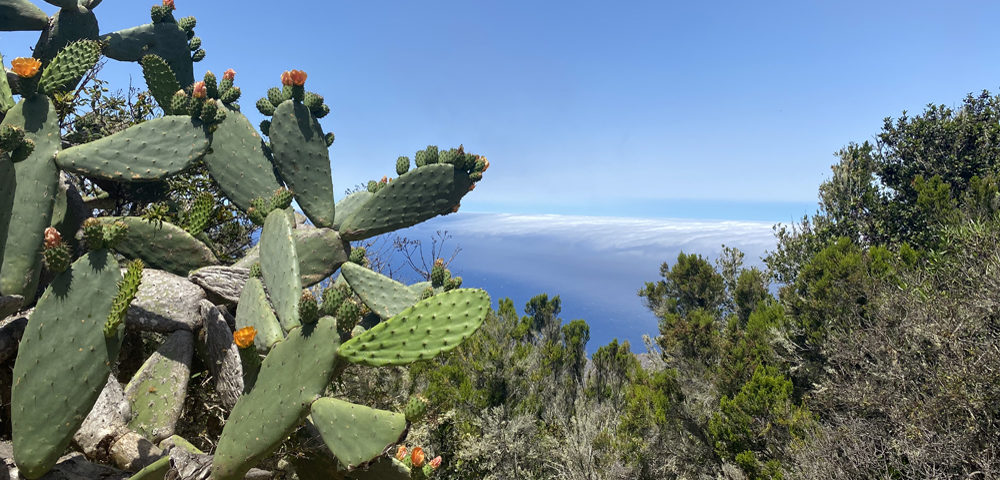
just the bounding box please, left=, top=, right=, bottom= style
left=0, top=441, right=129, bottom=479
left=73, top=376, right=131, bottom=462
left=189, top=266, right=249, bottom=304
left=0, top=295, right=22, bottom=319
left=124, top=330, right=194, bottom=443
left=0, top=308, right=29, bottom=364
left=199, top=301, right=244, bottom=409
left=128, top=269, right=205, bottom=333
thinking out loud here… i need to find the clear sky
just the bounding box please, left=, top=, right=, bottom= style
left=5, top=1, right=1000, bottom=221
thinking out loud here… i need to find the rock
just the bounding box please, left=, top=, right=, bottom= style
left=0, top=295, right=22, bottom=319
left=0, top=441, right=129, bottom=479
left=198, top=300, right=244, bottom=409
left=124, top=330, right=194, bottom=443
left=109, top=431, right=161, bottom=473
left=73, top=376, right=131, bottom=462
left=0, top=308, right=29, bottom=364
left=127, top=269, right=205, bottom=333
left=189, top=266, right=249, bottom=304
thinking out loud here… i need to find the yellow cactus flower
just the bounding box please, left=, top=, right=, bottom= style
left=233, top=326, right=257, bottom=348
left=10, top=57, right=41, bottom=78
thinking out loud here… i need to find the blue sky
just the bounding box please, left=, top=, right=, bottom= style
left=5, top=1, right=1000, bottom=349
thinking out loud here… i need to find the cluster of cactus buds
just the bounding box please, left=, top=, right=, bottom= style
left=430, top=258, right=463, bottom=291
left=247, top=187, right=294, bottom=225
left=0, top=125, right=35, bottom=162
left=349, top=246, right=368, bottom=267
left=169, top=70, right=238, bottom=127
left=82, top=217, right=129, bottom=250
left=256, top=70, right=332, bottom=139
left=395, top=445, right=442, bottom=478
left=183, top=192, right=214, bottom=235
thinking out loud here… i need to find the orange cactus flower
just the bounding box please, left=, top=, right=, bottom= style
left=223, top=68, right=236, bottom=81
left=380, top=176, right=388, bottom=184
left=10, top=57, right=41, bottom=78
left=192, top=81, right=207, bottom=98
left=163, top=0, right=174, bottom=9
left=43, top=227, right=62, bottom=249
left=429, top=456, right=442, bottom=469
left=395, top=445, right=407, bottom=461
left=411, top=447, right=425, bottom=468
left=233, top=326, right=257, bottom=348
left=281, top=69, right=307, bottom=86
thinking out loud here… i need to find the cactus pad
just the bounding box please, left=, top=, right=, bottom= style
left=338, top=164, right=471, bottom=241
left=338, top=288, right=490, bottom=367
left=202, top=106, right=283, bottom=212
left=140, top=54, right=182, bottom=114
left=310, top=397, right=407, bottom=470
left=212, top=316, right=342, bottom=480
left=0, top=0, right=49, bottom=31
left=260, top=209, right=301, bottom=331
left=38, top=40, right=100, bottom=94
left=124, top=329, right=193, bottom=442
left=102, top=22, right=196, bottom=86
left=332, top=191, right=372, bottom=231
left=268, top=99, right=335, bottom=227
left=98, top=217, right=218, bottom=276
left=0, top=95, right=60, bottom=300
left=235, top=277, right=283, bottom=352
left=340, top=262, right=421, bottom=319
left=11, top=250, right=122, bottom=479
left=56, top=116, right=208, bottom=181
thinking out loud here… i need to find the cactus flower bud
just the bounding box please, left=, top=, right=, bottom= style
left=43, top=227, right=62, bottom=248
left=411, top=447, right=425, bottom=468
left=192, top=81, right=207, bottom=98
left=280, top=69, right=307, bottom=86
left=395, top=445, right=407, bottom=461
left=223, top=68, right=236, bottom=81
left=10, top=57, right=41, bottom=78
left=163, top=0, right=175, bottom=9
left=233, top=326, right=257, bottom=349
left=451, top=203, right=460, bottom=213
left=430, top=456, right=442, bottom=469
left=380, top=176, right=388, bottom=184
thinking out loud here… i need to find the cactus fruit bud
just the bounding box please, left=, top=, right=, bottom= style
left=82, top=218, right=103, bottom=249
left=320, top=285, right=347, bottom=317
left=248, top=262, right=262, bottom=279
left=411, top=447, right=425, bottom=468
left=396, top=445, right=407, bottom=461
left=430, top=456, right=442, bottom=469
left=150, top=4, right=172, bottom=23
left=366, top=180, right=378, bottom=193
left=10, top=139, right=34, bottom=162
left=430, top=263, right=446, bottom=288
left=439, top=148, right=457, bottom=166
left=349, top=247, right=367, bottom=266
left=201, top=98, right=219, bottom=123
left=220, top=85, right=240, bottom=103
left=266, top=87, right=284, bottom=108
left=233, top=326, right=257, bottom=349
left=42, top=228, right=72, bottom=273
left=256, top=97, right=275, bottom=116
left=445, top=276, right=462, bottom=291
left=105, top=259, right=144, bottom=338
left=313, top=103, right=330, bottom=119
left=337, top=301, right=360, bottom=332
left=170, top=90, right=190, bottom=114
left=396, top=156, right=411, bottom=175
left=247, top=206, right=265, bottom=226
left=188, top=36, right=202, bottom=51
left=421, top=287, right=435, bottom=300
left=271, top=187, right=293, bottom=210
left=415, top=146, right=439, bottom=167
left=404, top=395, right=428, bottom=423
left=324, top=132, right=335, bottom=147
left=192, top=49, right=206, bottom=62
left=192, top=81, right=207, bottom=99
left=0, top=124, right=24, bottom=151
left=203, top=71, right=218, bottom=98
left=304, top=92, right=323, bottom=111
left=299, top=290, right=319, bottom=324
left=178, top=16, right=196, bottom=33
left=469, top=172, right=483, bottom=182
left=256, top=120, right=271, bottom=137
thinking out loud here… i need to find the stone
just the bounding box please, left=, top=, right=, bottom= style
left=189, top=266, right=249, bottom=304
left=127, top=269, right=205, bottom=332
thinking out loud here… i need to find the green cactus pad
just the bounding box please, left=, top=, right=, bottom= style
left=11, top=250, right=122, bottom=479
left=140, top=54, right=182, bottom=114
left=0, top=156, right=12, bottom=266
left=102, top=22, right=195, bottom=86
left=202, top=106, right=283, bottom=212
left=339, top=164, right=472, bottom=241
left=0, top=53, right=15, bottom=113
left=408, top=281, right=432, bottom=296
left=98, top=217, right=218, bottom=276
left=124, top=329, right=193, bottom=442
left=56, top=115, right=208, bottom=181
left=212, top=316, right=342, bottom=480
left=346, top=456, right=410, bottom=480
left=235, top=277, right=283, bottom=352
left=338, top=288, right=490, bottom=367
left=38, top=39, right=100, bottom=94
left=332, top=191, right=372, bottom=231
left=32, top=7, right=99, bottom=63
left=269, top=99, right=335, bottom=228
left=296, top=227, right=350, bottom=287
left=340, top=262, right=421, bottom=319
left=310, top=397, right=407, bottom=470
left=260, top=209, right=301, bottom=331
left=0, top=0, right=48, bottom=31
left=0, top=95, right=60, bottom=300
left=127, top=456, right=169, bottom=480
